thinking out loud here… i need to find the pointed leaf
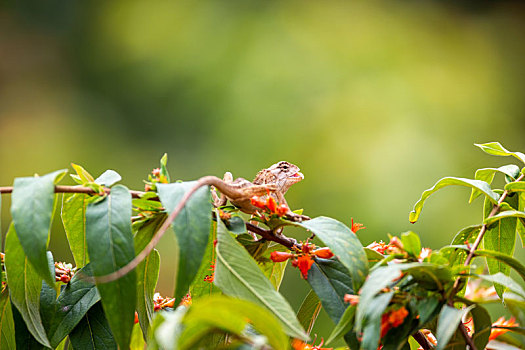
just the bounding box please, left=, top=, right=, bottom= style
left=295, top=216, right=368, bottom=291
left=86, top=185, right=136, bottom=350
left=214, top=217, right=308, bottom=340
left=296, top=290, right=322, bottom=335
left=180, top=296, right=289, bottom=350
left=11, top=303, right=46, bottom=349
left=4, top=224, right=50, bottom=347
left=157, top=182, right=212, bottom=301
left=307, top=258, right=353, bottom=324
left=483, top=196, right=517, bottom=298
left=0, top=288, right=15, bottom=349
left=11, top=169, right=67, bottom=285
left=326, top=305, right=356, bottom=345
left=475, top=142, right=525, bottom=164
left=476, top=273, right=525, bottom=299
left=71, top=164, right=95, bottom=184
left=189, top=222, right=221, bottom=299
left=47, top=264, right=100, bottom=347
left=95, top=170, right=121, bottom=187
left=400, top=231, right=421, bottom=257
left=136, top=249, right=160, bottom=340
left=471, top=304, right=491, bottom=350
left=469, top=165, right=520, bottom=202
left=436, top=305, right=474, bottom=350
left=409, top=177, right=499, bottom=223
left=62, top=193, right=89, bottom=267
left=69, top=302, right=117, bottom=350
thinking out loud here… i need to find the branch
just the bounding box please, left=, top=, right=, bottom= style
left=245, top=222, right=299, bottom=249
left=413, top=331, right=433, bottom=350
left=0, top=185, right=146, bottom=198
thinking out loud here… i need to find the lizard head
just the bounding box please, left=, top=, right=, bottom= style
left=266, top=161, right=304, bottom=193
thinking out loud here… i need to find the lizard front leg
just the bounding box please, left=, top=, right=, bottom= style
left=212, top=172, right=233, bottom=207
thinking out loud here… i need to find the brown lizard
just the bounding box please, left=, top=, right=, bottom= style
left=94, top=161, right=306, bottom=283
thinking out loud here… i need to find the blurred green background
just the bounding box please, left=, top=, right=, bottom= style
left=2, top=0, right=525, bottom=343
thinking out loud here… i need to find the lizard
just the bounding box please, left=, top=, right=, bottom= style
left=94, top=161, right=306, bottom=283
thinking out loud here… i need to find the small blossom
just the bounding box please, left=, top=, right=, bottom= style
left=134, top=311, right=139, bottom=324
left=152, top=168, right=161, bottom=177
left=296, top=255, right=315, bottom=279
left=465, top=280, right=498, bottom=302
left=367, top=241, right=388, bottom=254
left=313, top=247, right=334, bottom=259
left=418, top=248, right=432, bottom=261
left=180, top=293, right=192, bottom=307
left=351, top=218, right=366, bottom=233
left=267, top=196, right=278, bottom=213
left=271, top=251, right=294, bottom=262
left=153, top=293, right=176, bottom=311
left=251, top=196, right=267, bottom=210
left=276, top=204, right=289, bottom=216
left=343, top=294, right=359, bottom=305
left=489, top=316, right=518, bottom=341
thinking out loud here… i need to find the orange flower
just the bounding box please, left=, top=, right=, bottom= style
left=314, top=247, right=334, bottom=259
left=153, top=293, right=176, bottom=311
left=343, top=294, right=360, bottom=305
left=295, top=255, right=315, bottom=279
left=276, top=204, right=289, bottom=217
left=418, top=248, right=432, bottom=261
left=351, top=218, right=366, bottom=233
left=267, top=196, right=278, bottom=213
left=380, top=307, right=409, bottom=337
left=292, top=339, right=332, bottom=350
left=367, top=241, right=388, bottom=255
left=489, top=316, right=518, bottom=341
left=134, top=311, right=139, bottom=324
left=271, top=251, right=294, bottom=262
left=251, top=196, right=267, bottom=210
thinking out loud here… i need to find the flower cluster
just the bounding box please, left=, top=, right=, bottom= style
left=134, top=292, right=179, bottom=324
left=203, top=264, right=215, bottom=283
left=292, top=338, right=332, bottom=350
left=270, top=242, right=334, bottom=279
left=380, top=306, right=409, bottom=337
left=144, top=167, right=169, bottom=192
left=489, top=316, right=518, bottom=341
left=351, top=218, right=366, bottom=233
left=55, top=262, right=77, bottom=284
left=250, top=195, right=289, bottom=217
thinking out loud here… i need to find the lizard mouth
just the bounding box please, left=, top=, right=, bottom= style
left=290, top=172, right=304, bottom=180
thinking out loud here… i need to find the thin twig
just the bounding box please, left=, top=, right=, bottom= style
left=413, top=331, right=433, bottom=350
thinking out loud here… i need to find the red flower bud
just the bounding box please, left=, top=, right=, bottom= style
left=270, top=251, right=294, bottom=262
left=134, top=312, right=139, bottom=324
left=267, top=196, right=278, bottom=213
left=314, top=247, right=334, bottom=259
left=250, top=196, right=267, bottom=210
left=276, top=204, right=289, bottom=217
left=60, top=275, right=71, bottom=283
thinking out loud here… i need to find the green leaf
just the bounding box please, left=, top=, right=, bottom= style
left=307, top=258, right=353, bottom=324
left=189, top=222, right=221, bottom=299
left=400, top=231, right=421, bottom=257
left=62, top=193, right=89, bottom=267
left=517, top=193, right=525, bottom=247
left=469, top=165, right=520, bottom=203
left=159, top=153, right=171, bottom=183
left=47, top=264, right=100, bottom=347
left=136, top=249, right=160, bottom=340
left=132, top=214, right=164, bottom=339
left=475, top=142, right=525, bottom=164
left=505, top=295, right=525, bottom=325
left=11, top=302, right=46, bottom=349
left=483, top=210, right=525, bottom=227
left=157, top=182, right=212, bottom=302
left=326, top=305, right=356, bottom=345
left=355, top=264, right=401, bottom=333
left=4, top=224, right=50, bottom=347
left=69, top=302, right=117, bottom=350
left=0, top=288, right=15, bottom=349
left=483, top=196, right=517, bottom=298
left=71, top=164, right=95, bottom=184
left=214, top=216, right=308, bottom=340
left=444, top=225, right=481, bottom=266
left=473, top=249, right=525, bottom=284
left=86, top=185, right=136, bottom=350
left=179, top=296, right=289, bottom=350
left=361, top=292, right=394, bottom=350
left=476, top=273, right=525, bottom=299
left=296, top=290, right=322, bottom=335
left=258, top=243, right=289, bottom=290
left=95, top=170, right=121, bottom=187
left=471, top=304, right=491, bottom=350
left=409, top=177, right=499, bottom=223
left=130, top=323, right=146, bottom=350
left=436, top=305, right=474, bottom=350
left=295, top=216, right=368, bottom=291
left=11, top=169, right=67, bottom=285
